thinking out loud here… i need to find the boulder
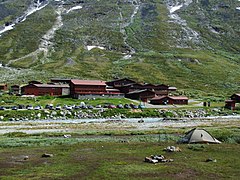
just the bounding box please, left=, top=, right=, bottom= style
left=42, top=153, right=53, bottom=158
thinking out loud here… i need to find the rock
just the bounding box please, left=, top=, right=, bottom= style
left=164, top=146, right=181, bottom=152
left=42, top=153, right=53, bottom=158
left=151, top=155, right=164, bottom=161
left=206, top=158, right=217, bottom=162
left=37, top=113, right=41, bottom=118
left=23, top=156, right=29, bottom=160
left=44, top=110, right=50, bottom=114
left=63, top=134, right=71, bottom=138
left=52, top=111, right=57, bottom=116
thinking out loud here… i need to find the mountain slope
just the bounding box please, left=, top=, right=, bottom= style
left=0, top=0, right=239, bottom=96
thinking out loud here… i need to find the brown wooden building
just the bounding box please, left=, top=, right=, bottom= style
left=0, top=84, right=7, bottom=91
left=125, top=89, right=156, bottom=102
left=11, top=85, right=20, bottom=95
left=21, top=84, right=70, bottom=96
left=231, top=94, right=240, bottom=103
left=118, top=83, right=176, bottom=96
left=225, top=100, right=236, bottom=110
left=106, top=78, right=136, bottom=88
left=150, top=96, right=188, bottom=105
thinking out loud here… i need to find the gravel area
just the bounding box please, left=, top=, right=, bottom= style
left=0, top=116, right=240, bottom=134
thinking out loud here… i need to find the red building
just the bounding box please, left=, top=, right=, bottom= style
left=70, top=79, right=123, bottom=99
left=21, top=84, right=70, bottom=96
left=150, top=96, right=188, bottom=105
left=125, top=89, right=156, bottom=102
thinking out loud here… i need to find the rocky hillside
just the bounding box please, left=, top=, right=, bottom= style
left=0, top=0, right=239, bottom=95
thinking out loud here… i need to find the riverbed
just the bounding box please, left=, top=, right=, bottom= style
left=0, top=116, right=240, bottom=134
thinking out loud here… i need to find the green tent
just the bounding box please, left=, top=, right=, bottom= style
left=179, top=128, right=221, bottom=144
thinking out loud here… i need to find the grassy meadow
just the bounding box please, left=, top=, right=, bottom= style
left=0, top=132, right=239, bottom=179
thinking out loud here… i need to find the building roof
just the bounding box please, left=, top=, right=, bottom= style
left=232, top=93, right=240, bottom=97
left=24, top=84, right=69, bottom=88
left=151, top=96, right=188, bottom=100
left=106, top=88, right=120, bottom=92
left=151, top=96, right=167, bottom=100
left=127, top=89, right=154, bottom=94
left=11, top=85, right=20, bottom=87
left=51, top=78, right=71, bottom=81
left=107, top=78, right=136, bottom=83
left=71, top=79, right=106, bottom=86
left=168, top=96, right=188, bottom=100
left=168, top=86, right=177, bottom=90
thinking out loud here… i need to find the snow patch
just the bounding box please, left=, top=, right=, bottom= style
left=169, top=4, right=183, bottom=13
left=18, top=1, right=49, bottom=23
left=166, top=0, right=201, bottom=47
left=236, top=7, right=240, bottom=10
left=0, top=24, right=15, bottom=36
left=0, top=0, right=49, bottom=36
left=66, top=5, right=82, bottom=13
left=87, top=46, right=105, bottom=51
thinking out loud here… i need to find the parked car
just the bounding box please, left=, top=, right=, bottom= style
left=117, top=104, right=124, bottom=108
left=108, top=104, right=116, bottom=109
left=18, top=104, right=25, bottom=109
left=138, top=104, right=146, bottom=109
left=55, top=105, right=61, bottom=110
left=34, top=106, right=41, bottom=110
left=87, top=105, right=94, bottom=109
left=0, top=106, right=5, bottom=110
left=74, top=105, right=81, bottom=110
left=81, top=105, right=88, bottom=109
left=95, top=104, right=102, bottom=108
left=103, top=104, right=109, bottom=108
left=26, top=105, right=33, bottom=110
left=12, top=106, right=18, bottom=110
left=124, top=104, right=131, bottom=109
left=132, top=105, right=138, bottom=109
left=45, top=104, right=54, bottom=110
left=130, top=103, right=135, bottom=108
left=65, top=106, right=73, bottom=110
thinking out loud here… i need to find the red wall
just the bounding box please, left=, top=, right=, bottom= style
left=22, top=86, right=63, bottom=96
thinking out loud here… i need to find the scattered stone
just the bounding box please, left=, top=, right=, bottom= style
left=163, top=146, right=181, bottom=152
left=144, top=154, right=173, bottom=164
left=42, top=153, right=53, bottom=158
left=23, top=156, right=29, bottom=160
left=206, top=158, right=217, bottom=162
left=37, top=113, right=41, bottom=118
left=63, top=134, right=71, bottom=138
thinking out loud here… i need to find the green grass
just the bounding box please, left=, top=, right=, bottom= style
left=0, top=138, right=239, bottom=179
left=0, top=95, right=136, bottom=107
